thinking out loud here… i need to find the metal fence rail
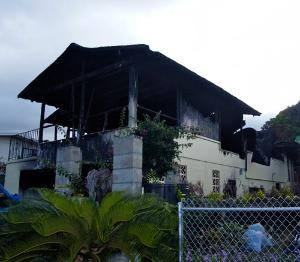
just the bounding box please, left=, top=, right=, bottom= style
left=8, top=129, right=39, bottom=161
left=179, top=198, right=300, bottom=261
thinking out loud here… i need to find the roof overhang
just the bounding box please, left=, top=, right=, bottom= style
left=18, top=43, right=260, bottom=118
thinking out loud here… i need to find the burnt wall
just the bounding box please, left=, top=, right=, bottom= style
left=180, top=98, right=219, bottom=140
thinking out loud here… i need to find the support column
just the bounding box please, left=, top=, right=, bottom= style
left=38, top=103, right=45, bottom=143
left=77, top=82, right=85, bottom=143
left=55, top=145, right=82, bottom=192
left=128, top=66, right=138, bottom=128
left=54, top=125, right=58, bottom=141
left=176, top=87, right=182, bottom=127
left=112, top=135, right=143, bottom=194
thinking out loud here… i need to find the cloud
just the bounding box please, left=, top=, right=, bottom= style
left=0, top=0, right=299, bottom=133
left=245, top=112, right=276, bottom=131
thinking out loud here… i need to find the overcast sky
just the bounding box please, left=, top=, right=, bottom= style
left=0, top=0, right=299, bottom=133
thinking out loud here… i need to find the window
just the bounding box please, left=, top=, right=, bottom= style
left=276, top=183, right=281, bottom=190
left=249, top=186, right=265, bottom=193
left=224, top=179, right=237, bottom=198
left=178, top=164, right=187, bottom=183
left=249, top=187, right=259, bottom=194
left=212, top=170, right=220, bottom=193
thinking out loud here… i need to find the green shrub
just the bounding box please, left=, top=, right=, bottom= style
left=176, top=186, right=186, bottom=201
left=268, top=186, right=281, bottom=198
left=255, top=189, right=266, bottom=199
left=207, top=192, right=223, bottom=202
left=241, top=192, right=253, bottom=203
left=0, top=189, right=178, bottom=261
left=279, top=185, right=294, bottom=200
left=134, top=114, right=194, bottom=179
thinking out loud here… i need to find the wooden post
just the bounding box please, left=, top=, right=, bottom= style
left=103, top=112, right=108, bottom=131
left=241, top=121, right=247, bottom=171
left=176, top=87, right=182, bottom=127
left=66, top=127, right=70, bottom=139
left=39, top=103, right=45, bottom=143
left=54, top=125, right=58, bottom=141
left=71, top=84, right=75, bottom=138
left=217, top=110, right=222, bottom=142
left=77, top=82, right=85, bottom=143
left=128, top=66, right=138, bottom=128
left=82, top=87, right=95, bottom=134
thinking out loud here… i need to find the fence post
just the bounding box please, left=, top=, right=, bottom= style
left=178, top=202, right=183, bottom=262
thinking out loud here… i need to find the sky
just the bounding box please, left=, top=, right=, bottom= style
left=0, top=0, right=299, bottom=133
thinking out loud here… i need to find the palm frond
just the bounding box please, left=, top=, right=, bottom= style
left=128, top=223, right=164, bottom=248
left=39, top=189, right=79, bottom=217
left=98, top=192, right=126, bottom=214
left=32, top=214, right=86, bottom=237
left=1, top=232, right=67, bottom=261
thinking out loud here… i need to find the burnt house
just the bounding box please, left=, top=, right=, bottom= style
left=4, top=43, right=293, bottom=196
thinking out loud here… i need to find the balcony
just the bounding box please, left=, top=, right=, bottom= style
left=8, top=128, right=114, bottom=169
left=8, top=129, right=39, bottom=161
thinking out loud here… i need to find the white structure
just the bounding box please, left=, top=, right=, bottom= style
left=5, top=157, right=36, bottom=194
left=4, top=130, right=39, bottom=194
left=179, top=135, right=291, bottom=197
left=0, top=133, right=16, bottom=184
left=0, top=134, right=13, bottom=163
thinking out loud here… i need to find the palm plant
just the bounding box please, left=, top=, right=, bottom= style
left=0, top=189, right=177, bottom=261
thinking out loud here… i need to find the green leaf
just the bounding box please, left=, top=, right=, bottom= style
left=3, top=199, right=58, bottom=224
left=128, top=223, right=164, bottom=248
left=32, top=214, right=85, bottom=237
left=1, top=232, right=67, bottom=260
left=0, top=222, right=32, bottom=236
left=98, top=192, right=126, bottom=216
left=39, top=189, right=79, bottom=217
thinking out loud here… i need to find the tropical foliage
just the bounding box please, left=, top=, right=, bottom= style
left=0, top=189, right=177, bottom=261
left=134, top=114, right=193, bottom=179
left=262, top=100, right=300, bottom=143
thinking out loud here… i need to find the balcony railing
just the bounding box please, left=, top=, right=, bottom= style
left=8, top=126, right=114, bottom=168
left=38, top=132, right=113, bottom=168
left=8, top=129, right=39, bottom=161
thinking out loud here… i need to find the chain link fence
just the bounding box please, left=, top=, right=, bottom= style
left=178, top=197, right=300, bottom=261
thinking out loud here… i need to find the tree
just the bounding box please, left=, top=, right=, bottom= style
left=0, top=189, right=177, bottom=261
left=134, top=114, right=193, bottom=180
left=262, top=101, right=300, bottom=143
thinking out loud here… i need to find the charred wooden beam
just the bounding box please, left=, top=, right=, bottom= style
left=43, top=61, right=130, bottom=95
left=176, top=86, right=182, bottom=126
left=54, top=125, right=58, bottom=141
left=82, top=87, right=95, bottom=133
left=128, top=66, right=138, bottom=128
left=43, top=124, right=54, bottom=129
left=137, top=105, right=177, bottom=121
left=77, top=81, right=86, bottom=143
left=71, top=84, right=75, bottom=136
left=89, top=106, right=125, bottom=119
left=38, top=103, right=45, bottom=143
left=66, top=127, right=70, bottom=139
left=103, top=112, right=108, bottom=131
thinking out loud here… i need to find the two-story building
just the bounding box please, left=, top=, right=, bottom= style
left=4, top=43, right=294, bottom=196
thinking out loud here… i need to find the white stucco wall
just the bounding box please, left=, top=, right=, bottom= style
left=0, top=136, right=11, bottom=162
left=4, top=157, right=37, bottom=194
left=178, top=136, right=290, bottom=197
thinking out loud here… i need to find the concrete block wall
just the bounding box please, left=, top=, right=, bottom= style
left=55, top=146, right=82, bottom=190
left=112, top=135, right=143, bottom=194
left=178, top=135, right=290, bottom=197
